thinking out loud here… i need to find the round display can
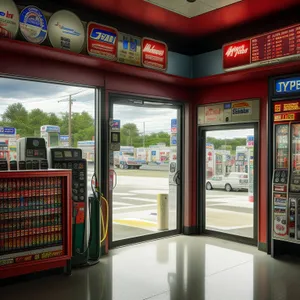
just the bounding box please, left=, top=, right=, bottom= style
left=0, top=0, right=19, bottom=39
left=20, top=6, right=47, bottom=44
left=48, top=10, right=85, bottom=54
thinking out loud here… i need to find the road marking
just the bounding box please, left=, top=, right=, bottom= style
left=113, top=218, right=157, bottom=230
left=113, top=193, right=135, bottom=196
left=129, top=190, right=169, bottom=195
left=113, top=204, right=156, bottom=211
left=121, top=197, right=157, bottom=203
left=113, top=201, right=133, bottom=206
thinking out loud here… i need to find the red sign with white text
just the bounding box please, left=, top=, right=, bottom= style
left=142, top=38, right=168, bottom=71
left=87, top=22, right=118, bottom=61
left=223, top=40, right=251, bottom=70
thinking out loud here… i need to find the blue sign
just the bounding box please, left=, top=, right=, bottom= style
left=41, top=125, right=60, bottom=133
left=0, top=127, right=16, bottom=135
left=171, top=135, right=177, bottom=146
left=151, top=151, right=156, bottom=156
left=60, top=135, right=69, bottom=141
left=275, top=77, right=300, bottom=94
left=171, top=119, right=177, bottom=128
left=112, top=119, right=120, bottom=130
left=20, top=6, right=48, bottom=44
left=224, top=103, right=231, bottom=109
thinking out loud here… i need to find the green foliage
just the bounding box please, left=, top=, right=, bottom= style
left=120, top=123, right=170, bottom=148
left=207, top=137, right=246, bottom=154
left=0, top=103, right=94, bottom=146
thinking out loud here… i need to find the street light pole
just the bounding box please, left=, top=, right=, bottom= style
left=58, top=95, right=76, bottom=147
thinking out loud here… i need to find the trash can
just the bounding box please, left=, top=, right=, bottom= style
left=157, top=194, right=169, bottom=230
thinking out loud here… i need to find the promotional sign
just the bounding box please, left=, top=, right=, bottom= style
left=275, top=77, right=300, bottom=95
left=87, top=22, right=118, bottom=61
left=19, top=6, right=47, bottom=44
left=274, top=101, right=300, bottom=113
left=0, top=127, right=16, bottom=135
left=204, top=105, right=223, bottom=124
left=232, top=101, right=252, bottom=116
left=171, top=119, right=177, bottom=133
left=60, top=135, right=69, bottom=147
left=142, top=38, right=168, bottom=71
left=110, top=119, right=120, bottom=131
left=48, top=10, right=85, bottom=53
left=224, top=24, right=300, bottom=71
left=171, top=133, right=177, bottom=146
left=274, top=101, right=300, bottom=122
left=246, top=135, right=254, bottom=147
left=41, top=125, right=60, bottom=132
left=223, top=39, right=251, bottom=70
left=117, top=32, right=141, bottom=66
left=0, top=0, right=19, bottom=39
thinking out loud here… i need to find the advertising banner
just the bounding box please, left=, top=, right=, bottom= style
left=223, top=39, right=251, bottom=70
left=171, top=119, right=177, bottom=133
left=0, top=127, right=16, bottom=135
left=117, top=32, right=141, bottom=66
left=87, top=22, right=118, bottom=61
left=48, top=10, right=85, bottom=53
left=19, top=6, right=47, bottom=44
left=0, top=0, right=19, bottom=39
left=275, top=77, right=300, bottom=95
left=231, top=101, right=252, bottom=116
left=142, top=38, right=168, bottom=71
left=204, top=105, right=223, bottom=124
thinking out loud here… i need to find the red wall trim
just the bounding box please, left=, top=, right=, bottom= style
left=193, top=80, right=268, bottom=243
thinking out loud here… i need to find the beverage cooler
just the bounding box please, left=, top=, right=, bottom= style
left=271, top=98, right=300, bottom=256
left=0, top=170, right=72, bottom=279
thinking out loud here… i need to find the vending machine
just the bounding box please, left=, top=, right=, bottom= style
left=271, top=98, right=300, bottom=255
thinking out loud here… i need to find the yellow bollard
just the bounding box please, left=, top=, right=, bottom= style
left=157, top=194, right=169, bottom=230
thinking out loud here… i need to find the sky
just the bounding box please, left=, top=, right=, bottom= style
left=0, top=77, right=177, bottom=134
left=207, top=129, right=254, bottom=139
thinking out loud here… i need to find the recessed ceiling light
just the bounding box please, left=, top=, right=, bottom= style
left=187, top=0, right=196, bottom=2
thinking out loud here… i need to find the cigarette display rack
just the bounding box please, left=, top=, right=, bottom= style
left=0, top=170, right=72, bottom=279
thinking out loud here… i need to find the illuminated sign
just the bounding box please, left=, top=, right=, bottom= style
left=275, top=77, right=300, bottom=94
left=223, top=40, right=251, bottom=70
left=232, top=101, right=251, bottom=115
left=142, top=38, right=168, bottom=71
left=274, top=113, right=296, bottom=121
left=87, top=22, right=118, bottom=61
left=117, top=32, right=141, bottom=66
left=274, top=101, right=300, bottom=113
left=0, top=0, right=19, bottom=39
left=223, top=24, right=300, bottom=72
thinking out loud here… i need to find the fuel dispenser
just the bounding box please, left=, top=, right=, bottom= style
left=48, top=147, right=100, bottom=267
left=17, top=137, right=48, bottom=169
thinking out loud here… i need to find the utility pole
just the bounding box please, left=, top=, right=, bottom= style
left=58, top=95, right=76, bottom=146
left=143, top=122, right=145, bottom=148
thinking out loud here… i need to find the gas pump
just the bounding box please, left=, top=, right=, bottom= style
left=48, top=147, right=101, bottom=266
left=17, top=137, right=48, bottom=169
left=40, top=125, right=60, bottom=148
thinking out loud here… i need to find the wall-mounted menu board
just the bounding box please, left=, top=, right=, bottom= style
left=223, top=24, right=300, bottom=72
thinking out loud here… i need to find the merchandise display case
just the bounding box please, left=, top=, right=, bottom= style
left=0, top=170, right=72, bottom=279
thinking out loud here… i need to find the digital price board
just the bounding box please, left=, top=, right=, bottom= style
left=223, top=24, right=300, bottom=72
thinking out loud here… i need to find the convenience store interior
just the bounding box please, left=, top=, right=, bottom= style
left=2, top=0, right=300, bottom=299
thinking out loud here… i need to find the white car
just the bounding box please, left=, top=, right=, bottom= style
left=206, top=172, right=249, bottom=192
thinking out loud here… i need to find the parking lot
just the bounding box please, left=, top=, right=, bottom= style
left=87, top=164, right=254, bottom=240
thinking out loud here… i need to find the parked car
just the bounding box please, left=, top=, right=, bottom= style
left=206, top=172, right=249, bottom=192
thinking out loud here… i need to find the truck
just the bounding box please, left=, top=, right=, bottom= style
left=114, top=146, right=143, bottom=169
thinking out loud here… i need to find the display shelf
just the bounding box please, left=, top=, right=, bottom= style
left=0, top=170, right=72, bottom=279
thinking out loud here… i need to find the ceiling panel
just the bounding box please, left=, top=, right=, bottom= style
left=144, top=0, right=242, bottom=18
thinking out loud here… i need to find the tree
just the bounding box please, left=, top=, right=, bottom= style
left=120, top=123, right=141, bottom=146
left=145, top=131, right=170, bottom=147
left=28, top=108, right=50, bottom=136
left=1, top=103, right=30, bottom=136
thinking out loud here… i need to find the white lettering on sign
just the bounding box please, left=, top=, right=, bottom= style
left=225, top=45, right=249, bottom=57
left=276, top=80, right=300, bottom=93
left=143, top=44, right=164, bottom=56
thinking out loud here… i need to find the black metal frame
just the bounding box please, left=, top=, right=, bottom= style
left=268, top=73, right=300, bottom=254
left=107, top=93, right=185, bottom=249
left=197, top=123, right=259, bottom=246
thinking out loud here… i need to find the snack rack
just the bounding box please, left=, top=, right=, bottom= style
left=0, top=170, right=72, bottom=279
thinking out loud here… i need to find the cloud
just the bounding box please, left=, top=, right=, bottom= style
left=0, top=77, right=177, bottom=133
left=207, top=129, right=254, bottom=139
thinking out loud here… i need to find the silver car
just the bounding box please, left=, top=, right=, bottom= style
left=206, top=172, right=249, bottom=192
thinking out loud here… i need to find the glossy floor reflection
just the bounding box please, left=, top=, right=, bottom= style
left=2, top=235, right=300, bottom=300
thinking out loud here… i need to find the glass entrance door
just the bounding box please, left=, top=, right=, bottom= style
left=201, top=125, right=257, bottom=242
left=109, top=97, right=182, bottom=246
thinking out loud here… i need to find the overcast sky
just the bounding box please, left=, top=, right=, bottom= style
left=0, top=77, right=177, bottom=134
left=207, top=129, right=254, bottom=139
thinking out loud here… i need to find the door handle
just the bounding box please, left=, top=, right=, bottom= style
left=173, top=170, right=181, bottom=185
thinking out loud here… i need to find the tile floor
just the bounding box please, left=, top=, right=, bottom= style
left=2, top=235, right=300, bottom=300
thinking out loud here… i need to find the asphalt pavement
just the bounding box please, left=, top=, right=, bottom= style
left=86, top=165, right=254, bottom=241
